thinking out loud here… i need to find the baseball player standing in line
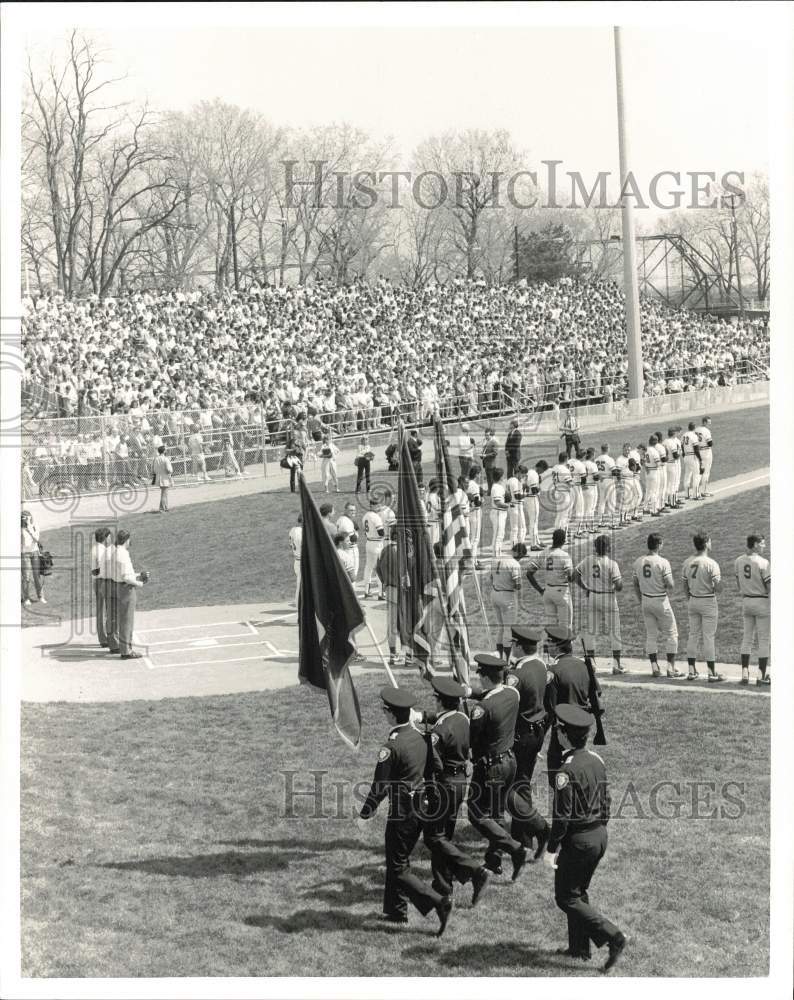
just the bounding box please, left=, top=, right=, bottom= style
left=467, top=465, right=484, bottom=568
left=506, top=466, right=526, bottom=546
left=661, top=427, right=681, bottom=509
left=595, top=444, right=617, bottom=529
left=567, top=450, right=586, bottom=536
left=361, top=497, right=386, bottom=599
left=336, top=501, right=361, bottom=581
left=653, top=432, right=669, bottom=511
left=734, top=534, right=771, bottom=686
left=631, top=533, right=683, bottom=678
left=527, top=527, right=574, bottom=628
left=582, top=448, right=599, bottom=533
left=643, top=435, right=662, bottom=517
left=550, top=451, right=574, bottom=533
left=523, top=462, right=543, bottom=551
left=681, top=532, right=725, bottom=682
left=489, top=468, right=509, bottom=560
left=614, top=445, right=633, bottom=526
left=288, top=514, right=303, bottom=607
left=693, top=416, right=714, bottom=496
left=628, top=443, right=644, bottom=520
left=681, top=421, right=704, bottom=500
left=574, top=534, right=626, bottom=675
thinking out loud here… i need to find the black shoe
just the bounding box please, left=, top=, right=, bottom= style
left=484, top=855, right=503, bottom=876
left=108, top=648, right=121, bottom=654
left=121, top=652, right=143, bottom=660
left=533, top=827, right=550, bottom=861
left=435, top=896, right=452, bottom=937
left=511, top=846, right=528, bottom=882
left=471, top=867, right=489, bottom=907
left=603, top=932, right=627, bottom=974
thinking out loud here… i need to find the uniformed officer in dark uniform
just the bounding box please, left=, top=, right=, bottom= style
left=421, top=676, right=490, bottom=904
left=466, top=653, right=528, bottom=879
left=543, top=704, right=626, bottom=973
left=359, top=686, right=452, bottom=935
left=544, top=626, right=601, bottom=786
left=505, top=626, right=552, bottom=856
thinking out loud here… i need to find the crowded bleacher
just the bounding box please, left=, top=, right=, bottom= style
left=22, top=277, right=769, bottom=421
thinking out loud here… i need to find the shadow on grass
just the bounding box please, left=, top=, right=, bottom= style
left=218, top=837, right=381, bottom=855
left=300, top=874, right=383, bottom=907
left=402, top=941, right=583, bottom=973
left=243, top=909, right=428, bottom=936
left=101, top=850, right=292, bottom=877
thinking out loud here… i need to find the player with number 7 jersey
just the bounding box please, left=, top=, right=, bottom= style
left=681, top=533, right=724, bottom=682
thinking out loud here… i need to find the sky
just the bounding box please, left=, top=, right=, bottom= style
left=14, top=4, right=774, bottom=217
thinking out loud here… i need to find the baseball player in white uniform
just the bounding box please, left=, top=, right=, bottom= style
left=661, top=427, right=681, bottom=509
left=336, top=501, right=361, bottom=581
left=693, top=416, right=714, bottom=496
left=595, top=444, right=617, bottom=528
left=527, top=527, right=573, bottom=628
left=652, top=433, right=668, bottom=510
left=632, top=533, right=683, bottom=677
left=627, top=444, right=644, bottom=521
left=523, top=463, right=542, bottom=550
left=361, top=498, right=386, bottom=598
left=467, top=466, right=484, bottom=566
left=288, top=514, right=303, bottom=607
left=506, top=468, right=526, bottom=545
left=567, top=450, right=587, bottom=536
left=581, top=448, right=599, bottom=533
left=489, top=468, right=509, bottom=559
left=643, top=436, right=662, bottom=517
left=681, top=532, right=724, bottom=681
left=550, top=451, right=573, bottom=532
left=426, top=482, right=442, bottom=548
left=575, top=534, right=625, bottom=675
left=681, top=421, right=704, bottom=500
left=734, top=533, right=771, bottom=686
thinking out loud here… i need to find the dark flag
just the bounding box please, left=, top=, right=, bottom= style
left=297, top=474, right=364, bottom=748
left=432, top=414, right=471, bottom=684
left=396, top=429, right=438, bottom=676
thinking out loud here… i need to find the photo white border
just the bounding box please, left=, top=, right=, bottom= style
left=1, top=3, right=791, bottom=999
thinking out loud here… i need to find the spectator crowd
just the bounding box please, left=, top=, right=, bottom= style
left=20, top=277, right=768, bottom=498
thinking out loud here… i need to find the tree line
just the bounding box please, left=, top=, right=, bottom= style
left=22, top=32, right=769, bottom=300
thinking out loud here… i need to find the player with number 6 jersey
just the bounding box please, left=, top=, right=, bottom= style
left=632, top=533, right=682, bottom=678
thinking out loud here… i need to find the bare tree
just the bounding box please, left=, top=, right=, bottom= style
left=738, top=173, right=770, bottom=301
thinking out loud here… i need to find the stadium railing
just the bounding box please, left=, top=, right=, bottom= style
left=20, top=361, right=769, bottom=503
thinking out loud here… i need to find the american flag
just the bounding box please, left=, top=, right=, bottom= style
left=431, top=414, right=471, bottom=684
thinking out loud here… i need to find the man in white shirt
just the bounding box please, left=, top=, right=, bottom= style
left=319, top=435, right=340, bottom=493
left=457, top=424, right=476, bottom=478
left=550, top=452, right=573, bottom=532
left=522, top=463, right=542, bottom=551
left=90, top=526, right=112, bottom=646
left=188, top=430, right=211, bottom=484
left=111, top=529, right=148, bottom=659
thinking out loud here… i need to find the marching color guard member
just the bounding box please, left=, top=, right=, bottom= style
left=505, top=626, right=551, bottom=856
left=359, top=687, right=453, bottom=935
left=422, top=676, right=490, bottom=904
left=467, top=653, right=528, bottom=880
left=543, top=704, right=627, bottom=974
left=288, top=514, right=303, bottom=607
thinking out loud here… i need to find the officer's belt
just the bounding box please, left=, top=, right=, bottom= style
left=566, top=820, right=603, bottom=833
left=442, top=763, right=467, bottom=775
left=689, top=594, right=716, bottom=598
left=475, top=749, right=514, bottom=766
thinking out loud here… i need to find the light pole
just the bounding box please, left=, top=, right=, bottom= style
left=614, top=26, right=644, bottom=401
left=722, top=193, right=745, bottom=318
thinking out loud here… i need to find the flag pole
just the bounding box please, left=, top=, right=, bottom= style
left=363, top=617, right=399, bottom=687
left=468, top=563, right=494, bottom=649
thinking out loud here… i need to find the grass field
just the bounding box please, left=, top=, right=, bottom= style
left=20, top=672, right=769, bottom=978
left=34, top=465, right=770, bottom=664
